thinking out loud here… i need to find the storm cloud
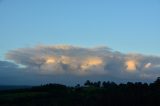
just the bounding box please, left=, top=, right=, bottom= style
left=3, top=45, right=160, bottom=83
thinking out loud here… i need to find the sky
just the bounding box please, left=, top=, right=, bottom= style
left=0, top=0, right=160, bottom=85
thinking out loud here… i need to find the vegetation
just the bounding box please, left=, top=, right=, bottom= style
left=1, top=78, right=160, bottom=106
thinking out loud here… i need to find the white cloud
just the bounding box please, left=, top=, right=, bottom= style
left=144, top=63, right=152, bottom=68
left=4, top=44, right=160, bottom=81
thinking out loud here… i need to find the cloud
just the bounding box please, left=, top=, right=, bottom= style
left=144, top=63, right=152, bottom=68
left=3, top=44, right=160, bottom=84
left=0, top=61, right=30, bottom=85
left=125, top=60, right=137, bottom=71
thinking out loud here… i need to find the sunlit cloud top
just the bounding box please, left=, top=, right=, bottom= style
left=5, top=45, right=160, bottom=80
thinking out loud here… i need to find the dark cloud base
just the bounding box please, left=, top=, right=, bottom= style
left=0, top=45, right=160, bottom=85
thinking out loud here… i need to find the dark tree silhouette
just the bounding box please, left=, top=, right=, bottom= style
left=84, top=80, right=92, bottom=86
left=1, top=77, right=160, bottom=106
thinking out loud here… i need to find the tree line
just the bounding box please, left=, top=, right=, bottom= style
left=1, top=77, right=160, bottom=106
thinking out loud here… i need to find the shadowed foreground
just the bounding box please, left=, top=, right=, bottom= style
left=1, top=78, right=160, bottom=106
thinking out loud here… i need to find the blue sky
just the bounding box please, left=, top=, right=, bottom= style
left=0, top=0, right=160, bottom=84
left=0, top=0, right=160, bottom=59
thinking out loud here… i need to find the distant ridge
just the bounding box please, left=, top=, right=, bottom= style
left=0, top=85, right=31, bottom=91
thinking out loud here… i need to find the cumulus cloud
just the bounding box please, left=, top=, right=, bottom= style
left=4, top=45, right=160, bottom=82
left=0, top=61, right=31, bottom=85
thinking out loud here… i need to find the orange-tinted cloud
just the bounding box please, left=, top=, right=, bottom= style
left=125, top=60, right=137, bottom=72
left=5, top=45, right=160, bottom=80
